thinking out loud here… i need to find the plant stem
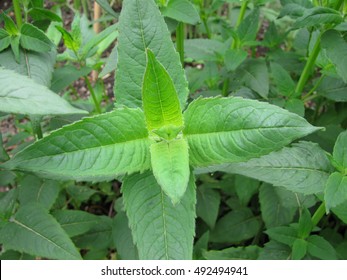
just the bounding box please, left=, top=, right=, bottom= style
left=222, top=78, right=229, bottom=97
left=311, top=202, right=326, bottom=227
left=231, top=0, right=249, bottom=49
left=176, top=22, right=185, bottom=66
left=302, top=74, right=325, bottom=102
left=84, top=75, right=101, bottom=114
left=295, top=34, right=321, bottom=96
left=12, top=0, right=23, bottom=28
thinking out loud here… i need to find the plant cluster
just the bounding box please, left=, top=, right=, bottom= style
left=0, top=0, right=347, bottom=260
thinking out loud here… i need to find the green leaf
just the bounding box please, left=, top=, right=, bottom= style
left=237, top=8, right=260, bottom=46
left=55, top=26, right=79, bottom=53
left=10, top=35, right=20, bottom=63
left=321, top=30, right=347, bottom=83
left=0, top=132, right=9, bottom=162
left=184, top=39, right=226, bottom=62
left=298, top=208, right=313, bottom=238
left=265, top=226, right=298, bottom=246
left=52, top=210, right=99, bottom=237
left=28, top=8, right=63, bottom=22
left=196, top=185, right=221, bottom=229
left=203, top=246, right=260, bottom=260
left=73, top=216, right=113, bottom=250
left=100, top=45, right=118, bottom=77
left=115, top=0, right=188, bottom=108
left=324, top=172, right=347, bottom=212
left=317, top=76, right=347, bottom=102
left=142, top=49, right=183, bottom=132
left=293, top=7, right=343, bottom=29
left=234, top=175, right=259, bottom=206
left=96, top=0, right=119, bottom=18
left=20, top=23, right=53, bottom=52
left=237, top=59, right=269, bottom=98
left=210, top=208, right=261, bottom=243
left=333, top=130, right=347, bottom=169
left=150, top=139, right=190, bottom=204
left=3, top=14, right=18, bottom=35
left=224, top=49, right=248, bottom=72
left=0, top=48, right=56, bottom=87
left=270, top=62, right=296, bottom=97
left=332, top=202, right=347, bottom=224
left=284, top=99, right=305, bottom=117
left=291, top=238, right=307, bottom=260
left=0, top=68, right=87, bottom=115
left=259, top=184, right=296, bottom=229
left=307, top=235, right=337, bottom=260
left=122, top=171, right=196, bottom=260
left=162, top=0, right=200, bottom=25
left=51, top=65, right=93, bottom=93
left=0, top=29, right=11, bottom=52
left=184, top=97, right=321, bottom=168
left=0, top=189, right=17, bottom=221
left=2, top=108, right=151, bottom=181
left=211, top=142, right=332, bottom=195
left=18, top=175, right=60, bottom=209
left=258, top=240, right=291, bottom=260
left=0, top=203, right=81, bottom=260
left=112, top=212, right=139, bottom=260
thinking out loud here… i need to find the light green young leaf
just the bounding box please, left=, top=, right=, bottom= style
left=55, top=26, right=79, bottom=53
left=259, top=184, right=296, bottom=229
left=307, top=235, right=337, bottom=260
left=291, top=238, right=307, bottom=260
left=205, top=142, right=332, bottom=195
left=20, top=23, right=53, bottom=53
left=18, top=175, right=60, bottom=209
left=0, top=48, right=56, bottom=87
left=184, top=98, right=321, bottom=168
left=210, top=208, right=261, bottom=243
left=115, top=0, right=188, bottom=108
left=0, top=203, right=82, bottom=260
left=203, top=246, right=260, bottom=260
left=324, top=172, right=347, bottom=212
left=293, top=7, right=343, bottom=29
left=52, top=210, right=99, bottom=237
left=265, top=226, right=298, bottom=246
left=122, top=171, right=196, bottom=260
left=3, top=14, right=19, bottom=35
left=100, top=45, right=118, bottom=78
left=162, top=0, right=200, bottom=25
left=333, top=130, right=347, bottom=169
left=0, top=68, right=87, bottom=115
left=0, top=29, right=11, bottom=52
left=150, top=139, right=190, bottom=204
left=10, top=35, right=20, bottom=62
left=142, top=49, right=183, bottom=132
left=321, top=30, right=347, bottom=83
left=2, top=108, right=150, bottom=181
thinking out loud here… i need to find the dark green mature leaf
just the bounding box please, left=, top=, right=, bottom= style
left=184, top=39, right=226, bottom=62
left=100, top=45, right=118, bottom=77
left=210, top=208, right=261, bottom=243
left=307, top=235, right=337, bottom=260
left=28, top=8, right=62, bottom=22
left=224, top=49, right=248, bottom=72
left=259, top=184, right=296, bottom=229
left=258, top=240, right=291, bottom=260
left=0, top=133, right=9, bottom=162
left=333, top=130, right=347, bottom=169
left=234, top=175, right=259, bottom=206
left=0, top=48, right=56, bottom=87
left=112, top=212, right=139, bottom=260
left=321, top=30, right=347, bottom=83
left=53, top=210, right=99, bottom=237
left=325, top=172, right=347, bottom=212
left=73, top=216, right=113, bottom=250
left=162, top=0, right=200, bottom=25
left=293, top=7, right=343, bottom=29
left=20, top=23, right=53, bottom=52
left=18, top=175, right=60, bottom=209
left=237, top=8, right=260, bottom=45
left=271, top=62, right=296, bottom=97
left=332, top=202, right=347, bottom=224
left=297, top=208, right=313, bottom=238
left=122, top=171, right=196, bottom=260
left=265, top=226, right=297, bottom=246
left=213, top=142, right=332, bottom=195
left=237, top=59, right=269, bottom=98
left=96, top=0, right=119, bottom=18
left=0, top=68, right=87, bottom=115
left=0, top=29, right=10, bottom=52
left=317, top=77, right=347, bottom=102
left=184, top=98, right=320, bottom=169
left=203, top=246, right=260, bottom=260
left=0, top=189, right=17, bottom=221
left=196, top=185, right=221, bottom=229
left=291, top=238, right=307, bottom=260
left=0, top=203, right=81, bottom=260
left=2, top=108, right=150, bottom=181
left=115, top=0, right=188, bottom=108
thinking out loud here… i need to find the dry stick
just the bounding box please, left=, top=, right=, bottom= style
left=92, top=1, right=102, bottom=82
